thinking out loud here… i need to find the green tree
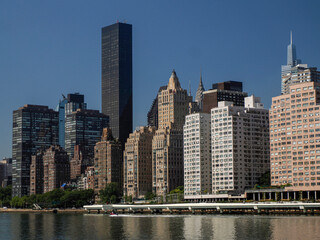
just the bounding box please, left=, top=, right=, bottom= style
left=169, top=186, right=184, bottom=194
left=10, top=196, right=22, bottom=208
left=145, top=192, right=156, bottom=200
left=258, top=171, right=270, bottom=187
left=99, top=182, right=121, bottom=204
left=0, top=186, right=12, bottom=206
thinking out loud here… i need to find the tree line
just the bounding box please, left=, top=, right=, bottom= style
left=0, top=183, right=184, bottom=208
left=0, top=186, right=94, bottom=209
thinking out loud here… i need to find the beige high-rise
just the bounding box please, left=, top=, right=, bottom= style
left=123, top=126, right=155, bottom=199
left=152, top=70, right=192, bottom=196
left=43, top=146, right=70, bottom=193
left=94, top=128, right=123, bottom=193
left=270, top=81, right=320, bottom=190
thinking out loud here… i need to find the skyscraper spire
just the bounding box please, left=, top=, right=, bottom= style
left=195, top=70, right=205, bottom=110
left=287, top=31, right=297, bottom=66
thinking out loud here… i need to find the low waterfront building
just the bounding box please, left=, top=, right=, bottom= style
left=123, top=126, right=155, bottom=199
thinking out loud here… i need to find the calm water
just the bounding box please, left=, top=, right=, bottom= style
left=0, top=213, right=320, bottom=240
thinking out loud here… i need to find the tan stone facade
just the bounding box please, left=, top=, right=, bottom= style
left=270, top=82, right=320, bottom=191
left=123, top=126, right=155, bottom=199
left=70, top=145, right=83, bottom=180
left=94, top=128, right=123, bottom=193
left=30, top=151, right=44, bottom=195
left=43, top=146, right=70, bottom=193
left=85, top=166, right=95, bottom=190
left=152, top=71, right=192, bottom=196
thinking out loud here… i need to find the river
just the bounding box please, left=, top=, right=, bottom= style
left=0, top=213, right=319, bottom=239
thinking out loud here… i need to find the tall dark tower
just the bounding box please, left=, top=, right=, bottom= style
left=101, top=22, right=132, bottom=143
left=12, top=105, right=59, bottom=197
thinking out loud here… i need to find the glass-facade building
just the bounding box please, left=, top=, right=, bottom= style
left=65, top=109, right=109, bottom=162
left=101, top=22, right=132, bottom=143
left=12, top=105, right=59, bottom=197
left=56, top=93, right=87, bottom=148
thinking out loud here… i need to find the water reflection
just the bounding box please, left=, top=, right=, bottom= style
left=1, top=213, right=320, bottom=240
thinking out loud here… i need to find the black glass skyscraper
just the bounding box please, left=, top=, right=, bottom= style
left=101, top=22, right=132, bottom=143
left=12, top=105, right=59, bottom=197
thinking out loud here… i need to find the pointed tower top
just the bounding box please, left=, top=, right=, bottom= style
left=195, top=70, right=205, bottom=106
left=167, top=69, right=181, bottom=90
left=198, top=70, right=204, bottom=91
left=287, top=31, right=297, bottom=66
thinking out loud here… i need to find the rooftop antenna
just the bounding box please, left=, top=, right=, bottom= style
left=189, top=80, right=191, bottom=96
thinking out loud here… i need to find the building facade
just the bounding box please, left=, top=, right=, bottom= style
left=0, top=158, right=12, bottom=188
left=43, top=146, right=70, bottom=193
left=85, top=166, right=95, bottom=190
left=123, top=126, right=155, bottom=199
left=270, top=82, right=320, bottom=190
left=12, top=105, right=59, bottom=197
left=30, top=150, right=45, bottom=195
left=211, top=96, right=269, bottom=194
left=70, top=145, right=83, bottom=180
left=202, top=81, right=248, bottom=113
left=101, top=22, right=132, bottom=143
left=94, top=128, right=123, bottom=193
left=281, top=65, right=320, bottom=95
left=65, top=109, right=109, bottom=161
left=147, top=86, right=167, bottom=129
left=152, top=71, right=192, bottom=196
left=183, top=113, right=212, bottom=197
left=56, top=93, right=87, bottom=148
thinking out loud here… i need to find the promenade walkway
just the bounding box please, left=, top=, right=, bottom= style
left=83, top=202, right=320, bottom=214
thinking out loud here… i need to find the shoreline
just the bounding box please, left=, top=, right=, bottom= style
left=0, top=208, right=87, bottom=213
left=2, top=208, right=320, bottom=215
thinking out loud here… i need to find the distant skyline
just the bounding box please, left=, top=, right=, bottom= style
left=1, top=0, right=320, bottom=159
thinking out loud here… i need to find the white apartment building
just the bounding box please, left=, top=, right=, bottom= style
left=183, top=113, right=212, bottom=196
left=211, top=96, right=270, bottom=194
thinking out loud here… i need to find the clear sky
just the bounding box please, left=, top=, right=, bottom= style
left=1, top=0, right=320, bottom=159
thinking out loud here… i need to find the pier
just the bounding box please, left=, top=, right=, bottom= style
left=83, top=202, right=320, bottom=215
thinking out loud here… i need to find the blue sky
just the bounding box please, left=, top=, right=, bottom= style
left=1, top=0, right=320, bottom=159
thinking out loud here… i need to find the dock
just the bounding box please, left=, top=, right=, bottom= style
left=83, top=202, right=320, bottom=214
